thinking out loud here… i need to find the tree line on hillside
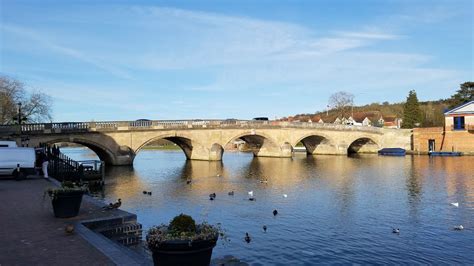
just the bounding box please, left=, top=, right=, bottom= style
left=281, top=82, right=473, bottom=128
left=2, top=74, right=473, bottom=129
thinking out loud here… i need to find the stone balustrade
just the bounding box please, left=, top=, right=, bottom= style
left=0, top=120, right=387, bottom=135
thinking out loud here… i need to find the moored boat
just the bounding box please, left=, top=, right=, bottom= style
left=429, top=151, right=462, bottom=156
left=378, top=148, right=406, bottom=156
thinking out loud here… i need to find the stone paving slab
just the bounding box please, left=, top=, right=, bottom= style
left=0, top=176, right=248, bottom=266
left=0, top=178, right=131, bottom=266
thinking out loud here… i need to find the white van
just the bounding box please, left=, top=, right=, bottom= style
left=0, top=147, right=36, bottom=177
left=0, top=141, right=18, bottom=148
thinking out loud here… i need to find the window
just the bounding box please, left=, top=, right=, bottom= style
left=453, top=116, right=465, bottom=130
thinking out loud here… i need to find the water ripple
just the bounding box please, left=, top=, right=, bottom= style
left=66, top=149, right=474, bottom=264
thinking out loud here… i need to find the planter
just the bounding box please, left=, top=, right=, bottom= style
left=51, top=191, right=84, bottom=218
left=151, top=237, right=218, bottom=266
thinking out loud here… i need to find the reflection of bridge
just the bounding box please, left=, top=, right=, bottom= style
left=1, top=120, right=411, bottom=166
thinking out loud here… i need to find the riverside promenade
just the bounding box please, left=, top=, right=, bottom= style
left=0, top=177, right=248, bottom=266
left=0, top=177, right=146, bottom=266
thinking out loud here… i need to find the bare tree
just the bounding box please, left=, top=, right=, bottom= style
left=328, top=91, right=354, bottom=117
left=0, top=75, right=52, bottom=124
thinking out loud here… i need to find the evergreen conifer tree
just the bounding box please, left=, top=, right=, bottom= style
left=449, top=82, right=474, bottom=108
left=402, top=90, right=422, bottom=128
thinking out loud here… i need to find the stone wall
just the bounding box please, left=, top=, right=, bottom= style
left=413, top=127, right=444, bottom=152
left=413, top=127, right=474, bottom=153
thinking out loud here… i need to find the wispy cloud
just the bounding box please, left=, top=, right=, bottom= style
left=1, top=3, right=470, bottom=120
left=1, top=24, right=131, bottom=79
left=333, top=31, right=402, bottom=40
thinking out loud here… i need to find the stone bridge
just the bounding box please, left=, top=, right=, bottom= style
left=0, top=120, right=411, bottom=166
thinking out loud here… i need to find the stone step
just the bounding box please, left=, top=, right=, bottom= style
left=109, top=235, right=143, bottom=246
left=98, top=222, right=143, bottom=237
left=94, top=221, right=143, bottom=247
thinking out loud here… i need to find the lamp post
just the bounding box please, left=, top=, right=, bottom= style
left=17, top=102, right=22, bottom=135
left=18, top=102, right=23, bottom=146
left=18, top=102, right=23, bottom=140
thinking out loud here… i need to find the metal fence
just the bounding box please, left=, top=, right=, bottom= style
left=44, top=146, right=104, bottom=183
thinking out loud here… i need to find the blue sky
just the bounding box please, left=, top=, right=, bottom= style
left=1, top=0, right=472, bottom=122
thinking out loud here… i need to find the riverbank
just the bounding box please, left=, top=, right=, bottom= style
left=0, top=177, right=148, bottom=265
left=0, top=176, right=248, bottom=266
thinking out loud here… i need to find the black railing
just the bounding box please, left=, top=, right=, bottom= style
left=43, top=145, right=104, bottom=183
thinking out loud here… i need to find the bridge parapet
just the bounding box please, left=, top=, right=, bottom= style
left=0, top=120, right=391, bottom=135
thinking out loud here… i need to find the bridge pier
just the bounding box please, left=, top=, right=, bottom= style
left=248, top=142, right=292, bottom=158
left=303, top=143, right=346, bottom=155
left=189, top=145, right=221, bottom=161
left=112, top=154, right=135, bottom=166
left=209, top=144, right=224, bottom=161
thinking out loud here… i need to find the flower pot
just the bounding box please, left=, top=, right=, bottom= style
left=51, top=191, right=84, bottom=218
left=151, top=237, right=218, bottom=266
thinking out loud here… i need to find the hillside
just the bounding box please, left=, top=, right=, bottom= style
left=280, top=99, right=449, bottom=127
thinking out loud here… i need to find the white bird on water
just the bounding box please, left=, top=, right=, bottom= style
left=454, top=225, right=464, bottom=231
left=283, top=194, right=288, bottom=198
left=248, top=191, right=256, bottom=201
left=450, top=202, right=459, bottom=207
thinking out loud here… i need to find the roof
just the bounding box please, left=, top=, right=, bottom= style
left=444, top=101, right=474, bottom=115
left=382, top=115, right=398, bottom=122
left=348, top=111, right=382, bottom=122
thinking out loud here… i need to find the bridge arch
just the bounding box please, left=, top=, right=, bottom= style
left=293, top=133, right=335, bottom=155
left=135, top=134, right=199, bottom=160
left=223, top=131, right=287, bottom=157
left=347, top=137, right=379, bottom=154
left=44, top=138, right=116, bottom=165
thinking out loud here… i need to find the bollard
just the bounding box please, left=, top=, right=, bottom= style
left=101, top=161, right=105, bottom=187
left=15, top=163, right=23, bottom=181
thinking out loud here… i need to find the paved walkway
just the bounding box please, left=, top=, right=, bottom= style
left=0, top=177, right=117, bottom=266
left=0, top=177, right=248, bottom=266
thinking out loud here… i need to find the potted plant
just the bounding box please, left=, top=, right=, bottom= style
left=46, top=181, right=87, bottom=218
left=146, top=214, right=220, bottom=266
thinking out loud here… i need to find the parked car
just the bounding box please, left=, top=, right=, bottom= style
left=0, top=147, right=36, bottom=177
left=253, top=117, right=269, bottom=121
left=224, top=119, right=238, bottom=124
left=133, top=119, right=152, bottom=127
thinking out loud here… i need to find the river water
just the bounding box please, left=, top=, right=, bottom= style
left=63, top=147, right=473, bottom=264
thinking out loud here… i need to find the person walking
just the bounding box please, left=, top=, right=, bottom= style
left=41, top=152, right=49, bottom=179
